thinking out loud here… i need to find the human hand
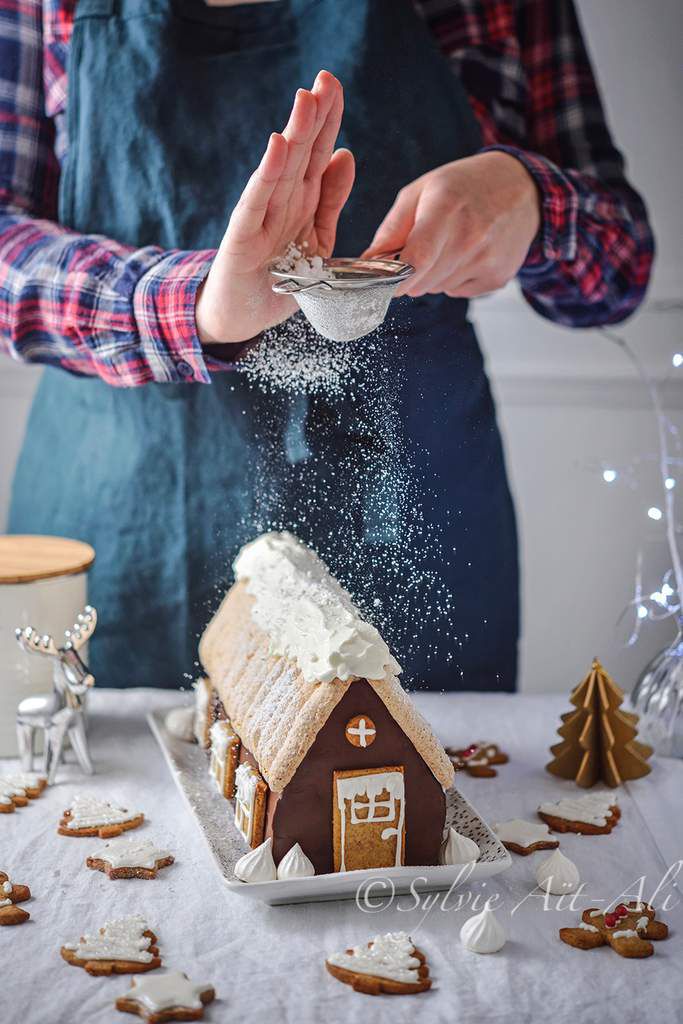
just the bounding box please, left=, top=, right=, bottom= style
left=196, top=71, right=355, bottom=345
left=364, top=151, right=540, bottom=298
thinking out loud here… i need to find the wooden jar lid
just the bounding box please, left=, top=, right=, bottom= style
left=0, top=535, right=95, bottom=584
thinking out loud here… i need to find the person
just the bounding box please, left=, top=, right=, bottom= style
left=0, top=1, right=653, bottom=692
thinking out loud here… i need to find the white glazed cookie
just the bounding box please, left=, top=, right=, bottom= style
left=494, top=818, right=560, bottom=855
left=116, top=970, right=216, bottom=1022
left=61, top=914, right=161, bottom=975
left=326, top=932, right=431, bottom=995
left=59, top=795, right=144, bottom=838
left=538, top=792, right=620, bottom=835
left=86, top=837, right=174, bottom=880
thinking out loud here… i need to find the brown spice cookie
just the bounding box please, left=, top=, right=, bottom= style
left=116, top=971, right=216, bottom=1022
left=61, top=915, right=161, bottom=976
left=493, top=819, right=560, bottom=856
left=58, top=795, right=145, bottom=838
left=0, top=773, right=48, bottom=813
left=538, top=793, right=620, bottom=835
left=560, top=901, right=668, bottom=959
left=446, top=742, right=509, bottom=778
left=0, top=872, right=31, bottom=925
left=86, top=837, right=174, bottom=880
left=326, top=933, right=431, bottom=995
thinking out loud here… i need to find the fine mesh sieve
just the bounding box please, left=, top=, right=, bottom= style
left=270, top=256, right=414, bottom=342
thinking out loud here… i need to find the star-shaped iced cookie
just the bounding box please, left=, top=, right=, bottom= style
left=87, top=837, right=174, bottom=880
left=493, top=819, right=560, bottom=856
left=59, top=794, right=144, bottom=838
left=116, top=970, right=216, bottom=1023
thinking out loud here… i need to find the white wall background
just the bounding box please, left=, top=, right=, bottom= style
left=0, top=0, right=681, bottom=694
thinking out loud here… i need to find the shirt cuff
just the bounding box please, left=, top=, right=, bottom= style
left=481, top=145, right=579, bottom=266
left=133, top=250, right=215, bottom=384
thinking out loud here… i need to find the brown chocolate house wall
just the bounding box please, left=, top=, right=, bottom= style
left=262, top=680, right=446, bottom=875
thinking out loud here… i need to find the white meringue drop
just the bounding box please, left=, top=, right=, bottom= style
left=164, top=706, right=195, bottom=742
left=440, top=828, right=480, bottom=865
left=234, top=837, right=277, bottom=883
left=535, top=849, right=580, bottom=895
left=460, top=907, right=507, bottom=953
left=276, top=843, right=315, bottom=880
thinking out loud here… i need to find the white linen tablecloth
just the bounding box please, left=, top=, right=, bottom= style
left=2, top=689, right=682, bottom=1024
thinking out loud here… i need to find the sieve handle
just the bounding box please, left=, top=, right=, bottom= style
left=271, top=277, right=334, bottom=295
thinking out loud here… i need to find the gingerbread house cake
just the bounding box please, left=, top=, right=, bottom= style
left=197, top=532, right=454, bottom=876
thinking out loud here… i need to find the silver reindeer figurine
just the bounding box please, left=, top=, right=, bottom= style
left=14, top=606, right=97, bottom=784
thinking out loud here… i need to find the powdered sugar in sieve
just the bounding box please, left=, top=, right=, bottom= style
left=270, top=250, right=413, bottom=342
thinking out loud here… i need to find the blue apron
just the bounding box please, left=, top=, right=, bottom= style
left=10, top=0, right=519, bottom=692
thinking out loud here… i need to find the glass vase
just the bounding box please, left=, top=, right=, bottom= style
left=631, top=619, right=683, bottom=757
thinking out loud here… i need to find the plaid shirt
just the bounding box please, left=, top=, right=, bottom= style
left=0, top=1, right=654, bottom=387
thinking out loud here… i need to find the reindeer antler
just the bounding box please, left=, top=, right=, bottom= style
left=63, top=605, right=97, bottom=651
left=15, top=626, right=59, bottom=659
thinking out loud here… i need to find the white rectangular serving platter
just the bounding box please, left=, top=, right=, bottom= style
left=148, top=707, right=511, bottom=906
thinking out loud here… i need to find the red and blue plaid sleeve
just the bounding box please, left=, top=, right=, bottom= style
left=421, top=0, right=654, bottom=326
left=0, top=0, right=218, bottom=386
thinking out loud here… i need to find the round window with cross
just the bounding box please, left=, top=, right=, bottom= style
left=345, top=714, right=377, bottom=748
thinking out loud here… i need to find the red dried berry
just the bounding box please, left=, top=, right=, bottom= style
left=605, top=913, right=617, bottom=928
left=615, top=904, right=628, bottom=918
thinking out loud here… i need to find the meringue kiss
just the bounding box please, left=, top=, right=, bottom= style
left=276, top=843, right=315, bottom=880
left=440, top=828, right=480, bottom=865
left=234, top=837, right=277, bottom=883
left=460, top=907, right=507, bottom=953
left=535, top=849, right=580, bottom=895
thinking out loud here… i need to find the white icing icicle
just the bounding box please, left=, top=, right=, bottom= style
left=0, top=878, right=12, bottom=907
left=460, top=908, right=507, bottom=954
left=276, top=843, right=315, bottom=880
left=64, top=794, right=141, bottom=830
left=538, top=792, right=617, bottom=826
left=91, top=836, right=171, bottom=870
left=493, top=819, right=557, bottom=849
left=327, top=932, right=420, bottom=984
left=121, top=971, right=211, bottom=1012
left=440, top=828, right=480, bottom=865
left=234, top=837, right=277, bottom=883
left=63, top=914, right=155, bottom=962
left=612, top=929, right=638, bottom=939
left=578, top=922, right=599, bottom=933
left=233, top=532, right=402, bottom=684
left=535, top=849, right=580, bottom=894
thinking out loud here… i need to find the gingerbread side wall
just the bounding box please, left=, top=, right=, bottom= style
left=269, top=680, right=445, bottom=875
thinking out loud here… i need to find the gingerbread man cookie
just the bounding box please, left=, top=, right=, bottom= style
left=87, top=837, right=174, bottom=880
left=560, top=901, right=668, bottom=958
left=61, top=914, right=161, bottom=975
left=326, top=932, right=431, bottom=995
left=116, top=970, right=216, bottom=1022
left=59, top=794, right=144, bottom=838
left=0, top=871, right=31, bottom=926
left=0, top=772, right=47, bottom=813
left=538, top=792, right=620, bottom=835
left=445, top=742, right=509, bottom=778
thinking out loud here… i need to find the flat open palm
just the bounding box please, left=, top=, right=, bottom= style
left=196, top=71, right=355, bottom=345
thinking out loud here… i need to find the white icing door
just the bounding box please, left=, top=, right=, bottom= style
left=333, top=767, right=405, bottom=872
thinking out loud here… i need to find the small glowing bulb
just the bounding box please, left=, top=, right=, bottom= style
left=602, top=469, right=617, bottom=483
left=662, top=583, right=674, bottom=597
left=637, top=605, right=648, bottom=619
left=665, top=477, right=676, bottom=490
left=650, top=591, right=666, bottom=606
left=673, top=353, right=683, bottom=368
left=648, top=506, right=663, bottom=521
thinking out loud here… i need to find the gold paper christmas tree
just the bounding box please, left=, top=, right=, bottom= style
left=546, top=658, right=653, bottom=788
